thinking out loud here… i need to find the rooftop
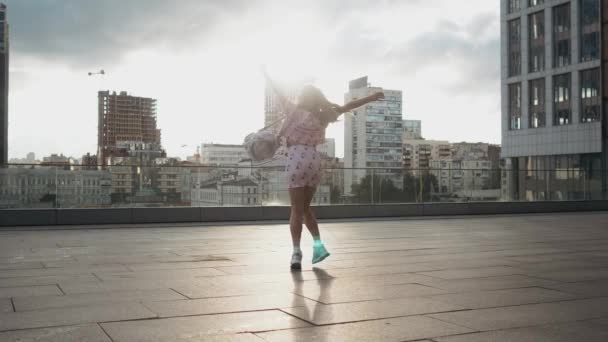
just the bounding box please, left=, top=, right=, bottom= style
left=0, top=212, right=607, bottom=341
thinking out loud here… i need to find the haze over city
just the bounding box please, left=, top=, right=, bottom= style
left=5, top=0, right=500, bottom=160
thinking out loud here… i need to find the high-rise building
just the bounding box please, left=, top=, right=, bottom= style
left=403, top=120, right=423, bottom=140
left=97, top=91, right=161, bottom=165
left=264, top=78, right=312, bottom=134
left=501, top=0, right=606, bottom=200
left=0, top=3, right=8, bottom=166
left=403, top=139, right=451, bottom=172
left=344, top=76, right=403, bottom=194
left=318, top=138, right=336, bottom=158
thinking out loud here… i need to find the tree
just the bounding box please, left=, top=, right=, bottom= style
left=330, top=185, right=342, bottom=204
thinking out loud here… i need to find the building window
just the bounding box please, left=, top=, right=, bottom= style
left=529, top=11, right=545, bottom=73
left=529, top=78, right=546, bottom=128
left=580, top=68, right=600, bottom=122
left=529, top=0, right=544, bottom=7
left=553, top=73, right=571, bottom=125
left=508, top=0, right=521, bottom=13
left=509, top=83, right=522, bottom=130
left=553, top=4, right=571, bottom=68
left=508, top=19, right=522, bottom=77
left=580, top=0, right=600, bottom=62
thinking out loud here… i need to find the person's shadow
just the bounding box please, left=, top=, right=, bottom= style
left=290, top=267, right=335, bottom=341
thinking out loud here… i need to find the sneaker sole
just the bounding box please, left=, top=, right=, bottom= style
left=290, top=262, right=302, bottom=270
left=312, top=252, right=330, bottom=264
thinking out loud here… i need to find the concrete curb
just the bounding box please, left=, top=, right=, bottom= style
left=1, top=201, right=607, bottom=227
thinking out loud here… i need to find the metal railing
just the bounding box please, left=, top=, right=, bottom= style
left=0, top=163, right=605, bottom=209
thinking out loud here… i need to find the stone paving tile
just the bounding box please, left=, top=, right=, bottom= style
left=172, top=281, right=286, bottom=299
left=59, top=278, right=209, bottom=294
left=101, top=310, right=309, bottom=342
left=322, top=263, right=439, bottom=277
left=426, top=287, right=578, bottom=309
left=0, top=261, right=45, bottom=270
left=144, top=293, right=315, bottom=317
left=94, top=267, right=225, bottom=281
left=505, top=253, right=598, bottom=264
left=126, top=260, right=241, bottom=271
left=523, top=268, right=608, bottom=282
left=428, top=297, right=608, bottom=331
left=424, top=258, right=522, bottom=270
left=294, top=283, right=446, bottom=304
left=0, top=324, right=112, bottom=342
left=433, top=320, right=608, bottom=342
left=418, top=266, right=525, bottom=280
left=0, top=285, right=62, bottom=299
left=513, top=260, right=608, bottom=272
left=0, top=302, right=156, bottom=331
left=417, top=275, right=558, bottom=292
left=0, top=264, right=131, bottom=278
left=255, top=315, right=473, bottom=342
left=544, top=279, right=608, bottom=297
left=14, top=288, right=186, bottom=311
left=281, top=296, right=466, bottom=325
left=2, top=213, right=608, bottom=341
left=0, top=274, right=99, bottom=288
left=587, top=317, right=608, bottom=327
left=1, top=298, right=12, bottom=313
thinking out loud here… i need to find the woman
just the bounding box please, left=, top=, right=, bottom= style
left=264, top=70, right=384, bottom=270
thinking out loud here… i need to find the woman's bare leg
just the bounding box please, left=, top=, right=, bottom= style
left=289, top=187, right=307, bottom=249
left=303, top=186, right=320, bottom=238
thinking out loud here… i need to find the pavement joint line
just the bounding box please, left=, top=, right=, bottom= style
left=421, top=316, right=608, bottom=341
left=277, top=308, right=317, bottom=326
left=97, top=322, right=116, bottom=342
left=169, top=287, right=191, bottom=299
left=55, top=283, right=66, bottom=295
left=280, top=308, right=477, bottom=328
left=115, top=308, right=294, bottom=321
left=422, top=313, right=478, bottom=331
left=410, top=272, right=537, bottom=282
left=92, top=272, right=104, bottom=282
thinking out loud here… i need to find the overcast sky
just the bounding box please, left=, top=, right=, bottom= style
left=5, top=0, right=501, bottom=160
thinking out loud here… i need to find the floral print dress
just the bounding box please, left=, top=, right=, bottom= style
left=278, top=102, right=326, bottom=189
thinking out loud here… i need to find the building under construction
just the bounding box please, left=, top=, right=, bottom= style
left=97, top=91, right=161, bottom=165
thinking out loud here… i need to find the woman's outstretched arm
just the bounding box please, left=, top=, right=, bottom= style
left=337, top=92, right=385, bottom=113
left=321, top=92, right=385, bottom=123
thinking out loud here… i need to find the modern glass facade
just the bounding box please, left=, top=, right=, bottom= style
left=508, top=19, right=522, bottom=77
left=509, top=0, right=521, bottom=13
left=509, top=83, right=522, bottom=130
left=580, top=0, right=600, bottom=62
left=502, top=0, right=606, bottom=200
left=513, top=154, right=603, bottom=201
left=529, top=11, right=545, bottom=73
left=553, top=3, right=571, bottom=68
left=528, top=0, right=544, bottom=7
left=553, top=73, right=571, bottom=125
left=581, top=68, right=601, bottom=123
left=529, top=78, right=546, bottom=128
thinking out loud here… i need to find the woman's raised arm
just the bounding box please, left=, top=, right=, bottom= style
left=337, top=92, right=385, bottom=113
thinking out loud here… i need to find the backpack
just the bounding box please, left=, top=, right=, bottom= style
left=243, top=117, right=285, bottom=161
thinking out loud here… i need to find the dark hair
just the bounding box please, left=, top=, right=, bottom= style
left=297, top=86, right=337, bottom=127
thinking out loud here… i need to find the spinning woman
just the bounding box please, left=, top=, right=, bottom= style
left=263, top=69, right=384, bottom=270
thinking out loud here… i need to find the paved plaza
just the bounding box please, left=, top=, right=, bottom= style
left=0, top=212, right=608, bottom=341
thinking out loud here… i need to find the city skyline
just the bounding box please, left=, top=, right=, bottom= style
left=4, top=0, right=500, bottom=160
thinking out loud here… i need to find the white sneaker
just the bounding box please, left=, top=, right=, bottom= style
left=290, top=251, right=302, bottom=270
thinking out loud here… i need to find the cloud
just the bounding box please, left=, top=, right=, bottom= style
left=3, top=0, right=251, bottom=68
left=387, top=12, right=500, bottom=94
